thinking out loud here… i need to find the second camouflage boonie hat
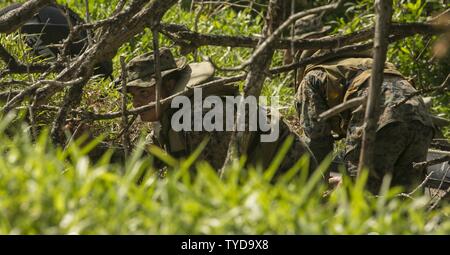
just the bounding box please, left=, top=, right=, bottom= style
left=126, top=48, right=187, bottom=88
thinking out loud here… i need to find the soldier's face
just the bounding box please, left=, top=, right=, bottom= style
left=128, top=79, right=176, bottom=122
left=128, top=86, right=159, bottom=122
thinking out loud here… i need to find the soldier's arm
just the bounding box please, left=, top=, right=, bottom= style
left=296, top=70, right=334, bottom=164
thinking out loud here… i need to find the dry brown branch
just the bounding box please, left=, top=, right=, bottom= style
left=116, top=114, right=138, bottom=140
left=394, top=74, right=450, bottom=108
left=318, top=96, right=366, bottom=122
left=239, top=0, right=345, bottom=69
left=357, top=0, right=393, bottom=176
left=221, top=0, right=285, bottom=175
left=152, top=28, right=162, bottom=117
left=28, top=104, right=37, bottom=140
left=2, top=78, right=84, bottom=113
left=0, top=79, right=30, bottom=87
left=46, top=0, right=178, bottom=145
left=395, top=171, right=434, bottom=200
left=413, top=155, right=450, bottom=170
left=120, top=56, right=130, bottom=159
left=160, top=21, right=450, bottom=50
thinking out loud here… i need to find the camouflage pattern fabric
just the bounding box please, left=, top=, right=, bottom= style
left=146, top=96, right=318, bottom=175
left=345, top=121, right=433, bottom=194
left=296, top=68, right=434, bottom=193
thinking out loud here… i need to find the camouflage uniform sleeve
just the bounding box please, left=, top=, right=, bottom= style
left=296, top=69, right=334, bottom=164
left=143, top=126, right=168, bottom=170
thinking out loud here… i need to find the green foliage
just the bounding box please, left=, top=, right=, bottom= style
left=332, top=0, right=450, bottom=137
left=0, top=115, right=449, bottom=234
left=0, top=1, right=449, bottom=234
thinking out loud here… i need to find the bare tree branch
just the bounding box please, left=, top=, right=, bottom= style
left=357, top=0, right=393, bottom=175
left=413, top=155, right=450, bottom=170
left=152, top=28, right=162, bottom=118
left=160, top=21, right=450, bottom=50
left=318, top=96, right=367, bottom=122
left=2, top=78, right=84, bottom=113
left=239, top=0, right=345, bottom=68
left=46, top=0, right=178, bottom=145
left=221, top=0, right=285, bottom=174
left=120, top=56, right=130, bottom=159
left=394, top=73, right=450, bottom=108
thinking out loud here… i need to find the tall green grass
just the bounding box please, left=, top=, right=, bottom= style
left=0, top=114, right=448, bottom=234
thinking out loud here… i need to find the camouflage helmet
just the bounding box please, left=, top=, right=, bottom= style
left=127, top=48, right=215, bottom=94
left=0, top=3, right=113, bottom=78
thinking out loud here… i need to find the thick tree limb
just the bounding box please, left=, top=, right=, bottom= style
left=160, top=21, right=450, bottom=50
left=357, top=0, right=393, bottom=175
left=220, top=0, right=285, bottom=174
left=47, top=0, right=178, bottom=145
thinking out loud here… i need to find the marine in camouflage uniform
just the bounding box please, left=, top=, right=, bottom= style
left=126, top=48, right=318, bottom=174
left=296, top=51, right=434, bottom=193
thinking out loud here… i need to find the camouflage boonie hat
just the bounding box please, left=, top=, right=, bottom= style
left=126, top=48, right=188, bottom=88
left=126, top=48, right=215, bottom=94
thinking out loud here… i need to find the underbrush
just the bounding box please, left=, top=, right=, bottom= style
left=0, top=114, right=448, bottom=234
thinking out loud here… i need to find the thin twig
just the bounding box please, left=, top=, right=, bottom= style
left=394, top=74, right=450, bottom=108
left=193, top=0, right=205, bottom=62
left=206, top=56, right=247, bottom=72
left=116, top=114, right=138, bottom=140
left=84, top=0, right=93, bottom=45
left=1, top=78, right=84, bottom=113
left=120, top=56, right=130, bottom=159
left=152, top=28, right=162, bottom=118
left=413, top=155, right=450, bottom=170
left=28, top=104, right=37, bottom=140
left=234, top=0, right=344, bottom=69
left=112, top=0, right=127, bottom=16
left=431, top=164, right=450, bottom=200
left=395, top=171, right=434, bottom=200
left=63, top=120, right=86, bottom=152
